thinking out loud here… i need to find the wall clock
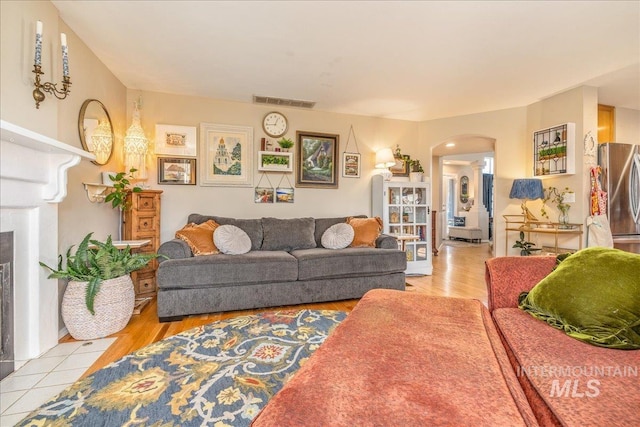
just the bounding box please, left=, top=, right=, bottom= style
left=262, top=111, right=288, bottom=138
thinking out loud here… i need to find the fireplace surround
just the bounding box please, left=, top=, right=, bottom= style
left=0, top=120, right=93, bottom=369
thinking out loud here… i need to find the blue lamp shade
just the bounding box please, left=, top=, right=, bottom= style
left=509, top=179, right=544, bottom=200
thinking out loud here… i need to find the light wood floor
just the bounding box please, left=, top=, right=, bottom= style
left=66, top=240, right=493, bottom=378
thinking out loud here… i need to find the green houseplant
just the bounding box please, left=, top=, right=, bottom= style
left=512, top=231, right=541, bottom=256
left=277, top=137, right=294, bottom=151
left=104, top=168, right=142, bottom=239
left=40, top=233, right=162, bottom=339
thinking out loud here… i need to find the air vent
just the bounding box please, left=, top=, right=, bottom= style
left=253, top=95, right=316, bottom=109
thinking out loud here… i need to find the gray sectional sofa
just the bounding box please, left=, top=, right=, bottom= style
left=156, top=214, right=407, bottom=321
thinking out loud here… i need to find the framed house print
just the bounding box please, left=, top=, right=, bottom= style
left=295, top=131, right=339, bottom=188
left=158, top=157, right=196, bottom=185
left=200, top=123, right=253, bottom=187
left=155, top=124, right=197, bottom=157
left=342, top=152, right=361, bottom=178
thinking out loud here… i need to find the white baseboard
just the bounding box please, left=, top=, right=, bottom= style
left=58, top=326, right=69, bottom=340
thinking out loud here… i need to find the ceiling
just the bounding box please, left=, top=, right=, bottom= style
left=53, top=1, right=639, bottom=123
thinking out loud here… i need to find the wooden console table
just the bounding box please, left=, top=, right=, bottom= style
left=504, top=214, right=583, bottom=255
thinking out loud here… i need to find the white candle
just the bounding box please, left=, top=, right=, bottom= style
left=34, top=21, right=43, bottom=66
left=61, top=33, right=69, bottom=77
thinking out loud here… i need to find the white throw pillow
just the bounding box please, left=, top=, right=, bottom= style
left=214, top=225, right=252, bottom=255
left=321, top=223, right=355, bottom=249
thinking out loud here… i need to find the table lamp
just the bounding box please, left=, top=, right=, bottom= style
left=375, top=148, right=396, bottom=181
left=509, top=179, right=544, bottom=222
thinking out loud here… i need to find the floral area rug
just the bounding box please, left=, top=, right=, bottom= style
left=18, top=310, right=346, bottom=427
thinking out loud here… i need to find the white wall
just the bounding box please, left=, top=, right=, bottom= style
left=126, top=90, right=420, bottom=243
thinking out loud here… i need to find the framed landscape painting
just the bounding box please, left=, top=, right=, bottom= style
left=200, top=123, right=253, bottom=187
left=158, top=157, right=196, bottom=185
left=295, top=131, right=339, bottom=188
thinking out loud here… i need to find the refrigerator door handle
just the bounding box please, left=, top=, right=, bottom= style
left=631, top=153, right=640, bottom=224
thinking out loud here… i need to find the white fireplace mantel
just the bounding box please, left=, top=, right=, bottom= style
left=1, top=120, right=94, bottom=363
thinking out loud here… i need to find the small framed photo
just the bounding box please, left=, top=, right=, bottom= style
left=391, top=154, right=410, bottom=177
left=158, top=157, right=196, bottom=185
left=255, top=187, right=274, bottom=203
left=258, top=151, right=294, bottom=172
left=276, top=187, right=294, bottom=203
left=342, top=152, right=361, bottom=178
left=155, top=124, right=197, bottom=157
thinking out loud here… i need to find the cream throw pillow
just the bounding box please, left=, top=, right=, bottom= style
left=321, top=223, right=355, bottom=249
left=214, top=225, right=252, bottom=255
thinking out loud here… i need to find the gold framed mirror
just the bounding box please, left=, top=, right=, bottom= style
left=78, top=99, right=114, bottom=165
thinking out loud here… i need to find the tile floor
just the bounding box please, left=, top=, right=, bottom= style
left=0, top=338, right=115, bottom=426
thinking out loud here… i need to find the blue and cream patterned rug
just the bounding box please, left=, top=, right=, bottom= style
left=18, top=309, right=346, bottom=427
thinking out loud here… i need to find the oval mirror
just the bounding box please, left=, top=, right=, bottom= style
left=460, top=175, right=469, bottom=204
left=78, top=99, right=114, bottom=165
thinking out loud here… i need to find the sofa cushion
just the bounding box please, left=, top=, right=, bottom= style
left=157, top=250, right=298, bottom=289
left=214, top=225, right=252, bottom=255
left=261, top=217, right=317, bottom=251
left=347, top=216, right=383, bottom=247
left=493, top=307, right=640, bottom=426
left=292, top=247, right=406, bottom=281
left=321, top=223, right=354, bottom=249
left=188, top=214, right=263, bottom=250
left=175, top=220, right=219, bottom=256
left=519, top=247, right=640, bottom=349
left=314, top=215, right=366, bottom=247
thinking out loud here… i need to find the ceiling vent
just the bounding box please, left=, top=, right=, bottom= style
left=253, top=95, right=316, bottom=109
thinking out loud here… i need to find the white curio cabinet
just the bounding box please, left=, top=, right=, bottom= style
left=372, top=175, right=432, bottom=275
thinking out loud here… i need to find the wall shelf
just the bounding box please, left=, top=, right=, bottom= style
left=83, top=182, right=113, bottom=203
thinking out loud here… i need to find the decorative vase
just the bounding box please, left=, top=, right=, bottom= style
left=61, top=275, right=135, bottom=340
left=558, top=206, right=570, bottom=229
left=409, top=172, right=423, bottom=182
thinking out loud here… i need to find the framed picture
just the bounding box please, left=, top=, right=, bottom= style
left=254, top=187, right=274, bottom=203
left=258, top=151, right=293, bottom=172
left=295, top=131, right=339, bottom=188
left=391, top=154, right=410, bottom=177
left=342, top=152, right=361, bottom=178
left=155, top=124, right=197, bottom=157
left=276, top=187, right=294, bottom=203
left=200, top=123, right=253, bottom=187
left=158, top=157, right=196, bottom=185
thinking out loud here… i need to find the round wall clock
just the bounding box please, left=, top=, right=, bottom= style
left=262, top=111, right=288, bottom=138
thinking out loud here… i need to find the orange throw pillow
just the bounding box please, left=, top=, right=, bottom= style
left=175, top=220, right=220, bottom=255
left=347, top=216, right=383, bottom=248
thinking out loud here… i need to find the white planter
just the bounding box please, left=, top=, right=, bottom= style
left=62, top=275, right=135, bottom=340
left=410, top=172, right=424, bottom=182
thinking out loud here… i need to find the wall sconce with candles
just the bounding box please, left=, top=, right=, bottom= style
left=32, top=20, right=71, bottom=109
left=375, top=147, right=396, bottom=181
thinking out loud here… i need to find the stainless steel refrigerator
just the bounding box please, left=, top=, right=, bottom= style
left=598, top=142, right=640, bottom=253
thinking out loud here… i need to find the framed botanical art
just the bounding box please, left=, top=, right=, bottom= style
left=158, top=157, right=196, bottom=185
left=155, top=124, right=197, bottom=157
left=342, top=152, right=361, bottom=178
left=295, top=131, right=339, bottom=188
left=200, top=123, right=253, bottom=187
left=258, top=151, right=293, bottom=172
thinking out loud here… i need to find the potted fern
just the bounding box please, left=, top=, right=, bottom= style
left=40, top=232, right=162, bottom=340
left=277, top=137, right=294, bottom=152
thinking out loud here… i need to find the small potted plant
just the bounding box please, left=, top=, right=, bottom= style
left=512, top=231, right=541, bottom=256
left=540, top=186, right=574, bottom=227
left=104, top=168, right=142, bottom=239
left=277, top=137, right=294, bottom=152
left=40, top=233, right=162, bottom=340
left=409, top=159, right=424, bottom=182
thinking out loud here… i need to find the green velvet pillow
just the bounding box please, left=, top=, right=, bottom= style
left=518, top=247, right=640, bottom=349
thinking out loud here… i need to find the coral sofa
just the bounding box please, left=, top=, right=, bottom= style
left=253, top=255, right=639, bottom=426
left=156, top=214, right=407, bottom=321
left=486, top=256, right=640, bottom=426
